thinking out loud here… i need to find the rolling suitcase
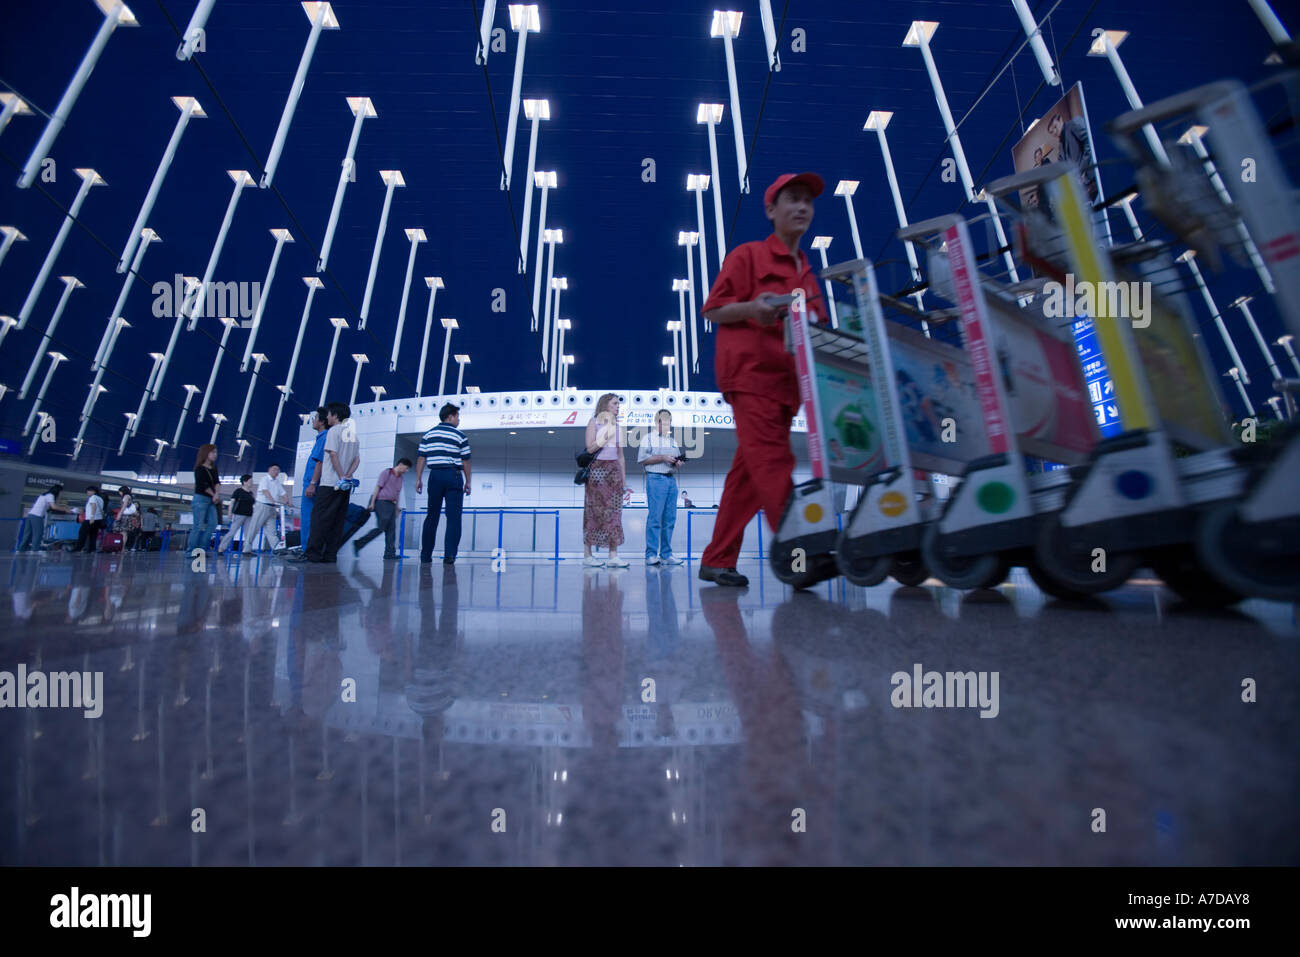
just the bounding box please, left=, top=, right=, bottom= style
left=98, top=531, right=124, bottom=553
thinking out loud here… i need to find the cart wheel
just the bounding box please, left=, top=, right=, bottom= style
left=1025, top=559, right=1090, bottom=601
left=1149, top=547, right=1243, bottom=608
left=774, top=551, right=840, bottom=590
left=1196, top=501, right=1300, bottom=603
left=838, top=550, right=892, bottom=587
left=889, top=556, right=930, bottom=588
left=769, top=540, right=796, bottom=585
left=921, top=525, right=1010, bottom=590
left=770, top=543, right=839, bottom=588
left=787, top=553, right=841, bottom=590
left=1032, top=512, right=1141, bottom=594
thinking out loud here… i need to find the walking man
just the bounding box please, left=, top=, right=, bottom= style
left=697, top=172, right=828, bottom=586
left=291, top=402, right=360, bottom=564
left=71, top=486, right=105, bottom=553
left=415, top=403, right=472, bottom=565
left=247, top=463, right=289, bottom=553
left=353, top=458, right=412, bottom=559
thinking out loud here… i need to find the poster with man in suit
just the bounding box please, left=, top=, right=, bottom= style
left=1012, top=83, right=1101, bottom=211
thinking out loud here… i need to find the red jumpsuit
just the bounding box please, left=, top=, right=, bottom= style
left=701, top=232, right=826, bottom=570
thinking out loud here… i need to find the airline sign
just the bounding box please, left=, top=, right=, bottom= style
left=454, top=407, right=808, bottom=432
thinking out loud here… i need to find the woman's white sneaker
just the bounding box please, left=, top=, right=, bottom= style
left=606, top=557, right=629, bottom=568
left=583, top=556, right=605, bottom=567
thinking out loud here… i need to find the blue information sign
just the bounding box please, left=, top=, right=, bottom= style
left=1072, top=317, right=1122, bottom=438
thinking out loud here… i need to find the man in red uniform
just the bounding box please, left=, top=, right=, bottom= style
left=698, top=172, right=827, bottom=586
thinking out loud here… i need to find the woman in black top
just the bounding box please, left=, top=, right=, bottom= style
left=188, top=444, right=221, bottom=551
left=218, top=474, right=257, bottom=554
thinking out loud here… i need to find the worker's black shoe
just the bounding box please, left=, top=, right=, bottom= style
left=698, top=564, right=749, bottom=587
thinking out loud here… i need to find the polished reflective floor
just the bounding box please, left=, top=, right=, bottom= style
left=1, top=548, right=1295, bottom=866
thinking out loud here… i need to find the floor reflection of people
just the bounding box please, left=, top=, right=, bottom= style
left=410, top=565, right=462, bottom=854
left=409, top=564, right=461, bottom=739
left=66, top=560, right=94, bottom=623
left=284, top=569, right=354, bottom=726
left=555, top=571, right=633, bottom=865
left=645, top=566, right=683, bottom=740
left=10, top=559, right=41, bottom=623
left=581, top=572, right=625, bottom=756
left=699, top=588, right=829, bottom=865
left=355, top=562, right=403, bottom=693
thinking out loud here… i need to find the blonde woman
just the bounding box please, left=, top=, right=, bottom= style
left=582, top=393, right=627, bottom=567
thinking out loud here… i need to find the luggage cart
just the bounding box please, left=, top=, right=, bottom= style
left=899, top=208, right=1102, bottom=592
left=1088, top=76, right=1300, bottom=602
left=770, top=258, right=997, bottom=590
left=820, top=259, right=989, bottom=588
left=766, top=288, right=848, bottom=590
left=1008, top=76, right=1300, bottom=604
left=1008, top=162, right=1254, bottom=602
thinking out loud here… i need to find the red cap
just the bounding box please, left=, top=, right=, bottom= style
left=764, top=172, right=825, bottom=206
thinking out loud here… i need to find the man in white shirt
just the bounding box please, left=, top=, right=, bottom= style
left=291, top=401, right=360, bottom=563
left=245, top=464, right=290, bottom=554
left=637, top=409, right=686, bottom=565
left=72, top=486, right=105, bottom=553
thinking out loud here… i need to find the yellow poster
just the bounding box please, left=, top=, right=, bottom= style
left=1127, top=267, right=1232, bottom=450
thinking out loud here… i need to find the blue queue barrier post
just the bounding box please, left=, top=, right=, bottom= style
left=397, top=507, right=568, bottom=561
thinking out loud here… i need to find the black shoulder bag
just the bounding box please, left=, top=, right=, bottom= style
left=574, top=448, right=595, bottom=485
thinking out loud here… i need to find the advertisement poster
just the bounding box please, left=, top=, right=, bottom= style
left=816, top=360, right=884, bottom=478
left=1012, top=82, right=1102, bottom=216
left=887, top=323, right=990, bottom=474
left=985, top=301, right=1099, bottom=463
left=1127, top=260, right=1232, bottom=450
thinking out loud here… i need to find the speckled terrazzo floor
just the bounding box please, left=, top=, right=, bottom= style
left=1, top=549, right=1295, bottom=866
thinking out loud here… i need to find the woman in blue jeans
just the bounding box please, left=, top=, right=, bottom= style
left=637, top=409, right=685, bottom=565
left=188, top=444, right=221, bottom=551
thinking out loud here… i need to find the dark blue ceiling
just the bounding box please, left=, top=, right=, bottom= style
left=0, top=0, right=1291, bottom=477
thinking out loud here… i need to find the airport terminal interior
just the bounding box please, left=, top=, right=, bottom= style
left=1, top=1, right=1298, bottom=867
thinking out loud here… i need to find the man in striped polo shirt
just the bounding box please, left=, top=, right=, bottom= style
left=415, top=403, right=472, bottom=565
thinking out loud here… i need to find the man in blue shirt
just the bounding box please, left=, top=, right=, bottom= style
left=297, top=407, right=329, bottom=549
